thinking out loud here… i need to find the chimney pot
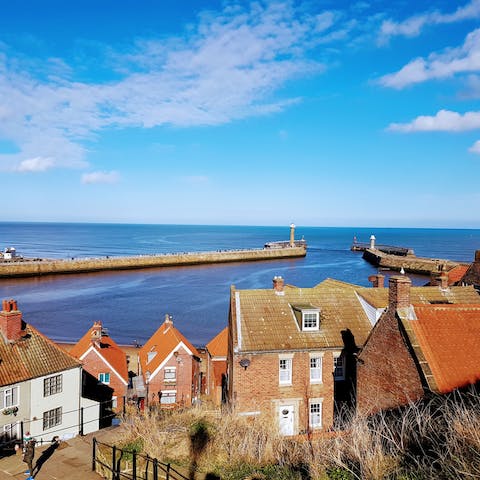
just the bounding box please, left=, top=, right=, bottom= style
left=273, top=276, right=285, bottom=295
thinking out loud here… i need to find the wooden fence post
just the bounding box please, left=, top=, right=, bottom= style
left=166, top=463, right=171, bottom=480
left=133, top=451, right=137, bottom=480
left=92, top=437, right=96, bottom=472
left=112, top=445, right=117, bottom=480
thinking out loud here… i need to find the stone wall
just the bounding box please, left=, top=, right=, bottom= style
left=0, top=246, right=307, bottom=278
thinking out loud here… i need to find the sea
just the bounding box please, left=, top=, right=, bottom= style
left=0, top=222, right=479, bottom=346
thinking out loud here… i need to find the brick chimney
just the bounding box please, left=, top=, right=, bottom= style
left=0, top=299, right=24, bottom=342
left=388, top=275, right=411, bottom=311
left=439, top=264, right=449, bottom=289
left=273, top=276, right=285, bottom=295
left=368, top=274, right=385, bottom=288
left=91, top=321, right=102, bottom=345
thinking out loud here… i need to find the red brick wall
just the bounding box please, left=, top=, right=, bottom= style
left=147, top=346, right=200, bottom=407
left=231, top=350, right=336, bottom=433
left=82, top=350, right=128, bottom=408
left=357, top=310, right=424, bottom=414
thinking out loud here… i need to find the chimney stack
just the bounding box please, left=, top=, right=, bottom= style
left=273, top=276, right=285, bottom=295
left=91, top=321, right=102, bottom=345
left=368, top=274, right=385, bottom=288
left=165, top=314, right=173, bottom=325
left=0, top=299, right=24, bottom=342
left=439, top=264, right=449, bottom=289
left=388, top=275, right=411, bottom=311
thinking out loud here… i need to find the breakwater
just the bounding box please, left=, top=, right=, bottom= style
left=0, top=246, right=307, bottom=278
left=362, top=248, right=461, bottom=275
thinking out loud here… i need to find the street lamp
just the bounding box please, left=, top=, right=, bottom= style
left=145, top=370, right=151, bottom=409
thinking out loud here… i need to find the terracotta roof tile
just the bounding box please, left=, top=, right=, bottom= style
left=447, top=265, right=470, bottom=284
left=0, top=324, right=80, bottom=387
left=408, top=304, right=480, bottom=393
left=206, top=327, right=228, bottom=358
left=356, top=285, right=480, bottom=309
left=139, top=317, right=199, bottom=380
left=70, top=322, right=128, bottom=382
left=234, top=279, right=372, bottom=352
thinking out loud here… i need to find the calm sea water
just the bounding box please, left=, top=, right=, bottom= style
left=0, top=222, right=479, bottom=346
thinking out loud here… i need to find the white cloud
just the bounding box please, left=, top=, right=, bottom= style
left=379, top=28, right=480, bottom=88
left=469, top=140, right=480, bottom=153
left=16, top=156, right=55, bottom=172
left=387, top=109, right=480, bottom=132
left=81, top=171, right=120, bottom=184
left=0, top=2, right=336, bottom=173
left=379, top=0, right=480, bottom=42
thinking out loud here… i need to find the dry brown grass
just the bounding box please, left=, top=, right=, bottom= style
left=118, top=390, right=480, bottom=480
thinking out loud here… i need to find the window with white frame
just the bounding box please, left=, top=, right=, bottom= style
left=279, top=357, right=292, bottom=385
left=333, top=354, right=345, bottom=380
left=1, top=386, right=19, bottom=408
left=302, top=311, right=319, bottom=330
left=164, top=367, right=176, bottom=383
left=309, top=399, right=323, bottom=428
left=160, top=391, right=176, bottom=404
left=43, top=407, right=62, bottom=430
left=44, top=374, right=63, bottom=396
left=99, top=372, right=111, bottom=384
left=2, top=423, right=18, bottom=440
left=310, top=356, right=323, bottom=383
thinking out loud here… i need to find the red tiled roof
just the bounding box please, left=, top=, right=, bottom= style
left=70, top=322, right=128, bottom=383
left=409, top=304, right=480, bottom=393
left=206, top=327, right=228, bottom=358
left=139, top=317, right=199, bottom=381
left=448, top=265, right=470, bottom=284
left=0, top=324, right=80, bottom=387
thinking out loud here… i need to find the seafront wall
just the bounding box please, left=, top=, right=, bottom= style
left=363, top=248, right=460, bottom=274
left=0, top=246, right=307, bottom=278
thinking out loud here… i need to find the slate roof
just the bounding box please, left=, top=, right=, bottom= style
left=0, top=324, right=80, bottom=387
left=70, top=323, right=128, bottom=383
left=139, top=317, right=199, bottom=380
left=206, top=327, right=228, bottom=358
left=232, top=278, right=371, bottom=353
left=399, top=304, right=480, bottom=393
left=356, top=284, right=480, bottom=309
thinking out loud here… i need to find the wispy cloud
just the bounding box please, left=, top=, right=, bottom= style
left=379, top=28, right=480, bottom=88
left=81, top=170, right=120, bottom=184
left=387, top=109, right=480, bottom=132
left=469, top=140, right=480, bottom=153
left=16, top=156, right=55, bottom=172
left=379, top=0, right=480, bottom=42
left=0, top=2, right=339, bottom=173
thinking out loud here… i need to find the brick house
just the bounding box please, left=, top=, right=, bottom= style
left=357, top=275, right=480, bottom=414
left=204, top=327, right=228, bottom=406
left=0, top=299, right=99, bottom=444
left=70, top=321, right=129, bottom=410
left=138, top=315, right=201, bottom=407
left=227, top=276, right=373, bottom=435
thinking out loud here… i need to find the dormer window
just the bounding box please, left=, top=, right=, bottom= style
left=291, top=305, right=321, bottom=331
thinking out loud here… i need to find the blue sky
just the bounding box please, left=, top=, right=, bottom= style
left=1, top=0, right=480, bottom=227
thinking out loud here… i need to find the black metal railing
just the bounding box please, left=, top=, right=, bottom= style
left=92, top=438, right=189, bottom=480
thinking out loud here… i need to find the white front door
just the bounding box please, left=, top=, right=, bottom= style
left=279, top=405, right=294, bottom=435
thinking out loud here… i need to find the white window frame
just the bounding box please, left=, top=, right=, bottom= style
left=44, top=374, right=63, bottom=397
left=164, top=366, right=176, bottom=383
left=279, top=355, right=293, bottom=385
left=302, top=310, right=319, bottom=331
left=160, top=390, right=176, bottom=405
left=3, top=422, right=19, bottom=440
left=309, top=398, right=323, bottom=429
left=99, top=372, right=111, bottom=384
left=333, top=353, right=345, bottom=381
left=43, top=407, right=62, bottom=431
left=309, top=354, right=323, bottom=384
left=1, top=386, right=19, bottom=408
